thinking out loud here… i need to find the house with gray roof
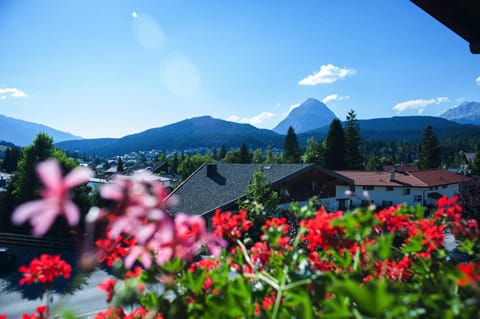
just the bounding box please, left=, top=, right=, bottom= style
left=169, top=163, right=353, bottom=220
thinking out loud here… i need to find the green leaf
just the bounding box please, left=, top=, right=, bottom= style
left=333, top=279, right=394, bottom=317
left=402, top=233, right=424, bottom=254
left=377, top=233, right=394, bottom=259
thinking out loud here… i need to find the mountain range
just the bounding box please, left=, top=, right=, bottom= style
left=0, top=114, right=82, bottom=146
left=439, top=101, right=480, bottom=125
left=1, top=99, right=480, bottom=158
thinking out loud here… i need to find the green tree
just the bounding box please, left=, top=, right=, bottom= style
left=473, top=152, right=480, bottom=173
left=344, top=110, right=363, bottom=170
left=239, top=166, right=279, bottom=218
left=303, top=137, right=325, bottom=164
left=11, top=133, right=56, bottom=204
left=365, top=155, right=383, bottom=171
left=170, top=153, right=179, bottom=173
left=325, top=119, right=346, bottom=170
left=252, top=149, right=264, bottom=164
left=5, top=133, right=93, bottom=236
left=239, top=143, right=252, bottom=164
left=223, top=150, right=241, bottom=163
left=1, top=147, right=22, bottom=173
left=219, top=145, right=227, bottom=161
left=283, top=126, right=301, bottom=163
left=418, top=125, right=441, bottom=169
left=117, top=156, right=124, bottom=173
left=177, top=153, right=214, bottom=179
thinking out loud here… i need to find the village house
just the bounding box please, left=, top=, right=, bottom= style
left=169, top=163, right=354, bottom=219
left=337, top=168, right=471, bottom=208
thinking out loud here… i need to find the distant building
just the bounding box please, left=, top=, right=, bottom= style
left=337, top=169, right=471, bottom=208
left=169, top=163, right=353, bottom=219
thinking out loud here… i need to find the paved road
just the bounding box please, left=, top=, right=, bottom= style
left=0, top=245, right=109, bottom=318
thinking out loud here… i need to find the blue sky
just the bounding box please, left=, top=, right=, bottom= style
left=1, top=1, right=479, bottom=138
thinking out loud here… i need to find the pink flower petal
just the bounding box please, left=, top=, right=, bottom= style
left=63, top=200, right=80, bottom=226
left=64, top=166, right=93, bottom=189
left=125, top=247, right=142, bottom=269
left=36, top=159, right=62, bottom=192
left=100, top=183, right=124, bottom=201
left=136, top=224, right=156, bottom=244
left=12, top=200, right=47, bottom=225
left=31, top=206, right=59, bottom=236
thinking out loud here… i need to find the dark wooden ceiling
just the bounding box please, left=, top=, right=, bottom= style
left=411, top=0, right=480, bottom=53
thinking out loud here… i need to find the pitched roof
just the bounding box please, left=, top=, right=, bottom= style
left=170, top=163, right=352, bottom=216
left=336, top=169, right=471, bottom=188
left=409, top=169, right=471, bottom=187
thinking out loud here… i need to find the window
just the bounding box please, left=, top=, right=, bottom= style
left=414, top=195, right=422, bottom=202
left=311, top=180, right=320, bottom=192
left=386, top=186, right=394, bottom=192
left=382, top=200, right=393, bottom=207
left=363, top=185, right=374, bottom=191
left=280, top=187, right=290, bottom=198
left=402, top=188, right=411, bottom=195
left=337, top=199, right=347, bottom=210
left=442, top=185, right=448, bottom=189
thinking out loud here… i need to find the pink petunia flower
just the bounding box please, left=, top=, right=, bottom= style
left=12, top=158, right=93, bottom=236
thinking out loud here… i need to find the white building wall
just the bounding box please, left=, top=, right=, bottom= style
left=348, top=184, right=460, bottom=208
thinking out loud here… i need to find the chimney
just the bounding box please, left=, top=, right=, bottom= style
left=389, top=166, right=396, bottom=182
left=207, top=163, right=217, bottom=177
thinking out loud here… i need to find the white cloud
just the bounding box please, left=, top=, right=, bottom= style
left=298, top=64, right=356, bottom=86
left=393, top=97, right=449, bottom=114
left=0, top=96, right=5, bottom=100
left=0, top=88, right=27, bottom=99
left=227, top=112, right=275, bottom=126
left=286, top=103, right=301, bottom=115
left=132, top=11, right=138, bottom=18
left=476, top=76, right=480, bottom=86
left=321, top=94, right=350, bottom=104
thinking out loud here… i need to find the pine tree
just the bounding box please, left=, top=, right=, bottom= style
left=239, top=143, right=252, bottom=163
left=324, top=119, right=346, bottom=170
left=344, top=110, right=363, bottom=170
left=266, top=145, right=275, bottom=164
left=219, top=145, right=227, bottom=161
left=117, top=156, right=124, bottom=173
left=473, top=152, right=480, bottom=173
left=283, top=126, right=301, bottom=163
left=418, top=125, right=441, bottom=169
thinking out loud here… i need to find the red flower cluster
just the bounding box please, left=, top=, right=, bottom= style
left=19, top=254, right=71, bottom=286
left=96, top=231, right=135, bottom=267
left=373, top=256, right=412, bottom=281
left=458, top=262, right=480, bottom=288
left=212, top=209, right=253, bottom=242
left=435, top=195, right=463, bottom=221
left=300, top=207, right=344, bottom=251
left=0, top=306, right=48, bottom=319
left=94, top=306, right=163, bottom=319
left=408, top=219, right=445, bottom=252
left=98, top=278, right=116, bottom=303
left=188, top=258, right=221, bottom=273
left=374, top=204, right=411, bottom=233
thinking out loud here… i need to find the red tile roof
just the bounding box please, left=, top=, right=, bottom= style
left=409, top=169, right=471, bottom=187
left=336, top=169, right=471, bottom=188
